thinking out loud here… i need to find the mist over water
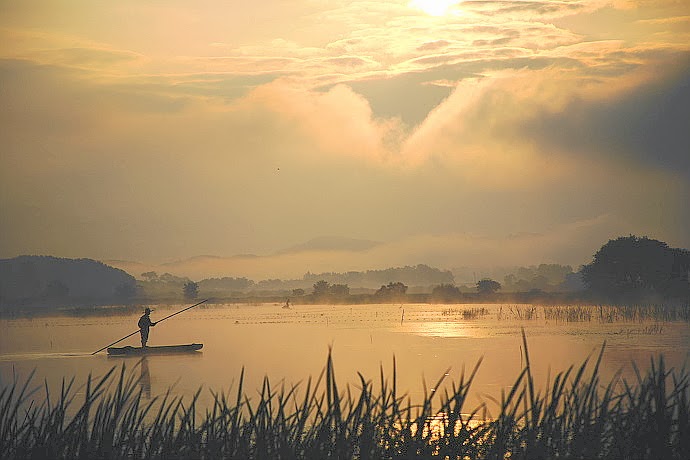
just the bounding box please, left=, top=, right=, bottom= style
left=1, top=303, right=689, bottom=412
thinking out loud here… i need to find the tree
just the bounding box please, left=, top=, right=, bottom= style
left=183, top=281, right=199, bottom=300
left=313, top=280, right=330, bottom=298
left=374, top=281, right=408, bottom=301
left=141, top=271, right=158, bottom=282
left=329, top=284, right=350, bottom=298
left=161, top=273, right=186, bottom=283
left=431, top=283, right=462, bottom=303
left=312, top=280, right=350, bottom=302
left=477, top=278, right=501, bottom=295
left=581, top=235, right=689, bottom=301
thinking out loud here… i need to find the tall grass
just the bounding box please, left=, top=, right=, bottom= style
left=542, top=303, right=690, bottom=323
left=441, top=307, right=489, bottom=319
left=2, top=334, right=689, bottom=459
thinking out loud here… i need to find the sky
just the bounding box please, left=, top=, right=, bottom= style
left=1, top=0, right=689, bottom=279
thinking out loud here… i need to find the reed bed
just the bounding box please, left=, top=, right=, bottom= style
left=540, top=303, right=690, bottom=324
left=441, top=307, right=489, bottom=319
left=2, top=333, right=689, bottom=459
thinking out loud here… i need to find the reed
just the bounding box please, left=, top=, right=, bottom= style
left=541, top=303, right=690, bottom=324
left=1, top=336, right=689, bottom=459
left=441, top=307, right=489, bottom=319
left=543, top=305, right=594, bottom=322
left=510, top=305, right=538, bottom=320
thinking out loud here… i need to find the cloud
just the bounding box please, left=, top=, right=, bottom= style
left=2, top=50, right=689, bottom=265
left=417, top=40, right=452, bottom=52
left=522, top=55, right=690, bottom=175
left=461, top=1, right=586, bottom=18
left=1, top=0, right=689, bottom=268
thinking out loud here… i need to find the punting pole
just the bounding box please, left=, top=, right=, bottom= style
left=91, top=299, right=209, bottom=355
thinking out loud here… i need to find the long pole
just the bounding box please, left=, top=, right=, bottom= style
left=91, top=299, right=209, bottom=355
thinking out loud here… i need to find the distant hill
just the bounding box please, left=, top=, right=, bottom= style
left=0, top=255, right=136, bottom=307
left=105, top=237, right=385, bottom=281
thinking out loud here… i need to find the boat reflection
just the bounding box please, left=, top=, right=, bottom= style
left=105, top=352, right=203, bottom=401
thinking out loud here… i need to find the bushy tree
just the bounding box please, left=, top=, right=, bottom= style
left=183, top=281, right=199, bottom=300
left=477, top=278, right=501, bottom=295
left=581, top=235, right=690, bottom=301
left=329, top=284, right=350, bottom=298
left=431, top=284, right=462, bottom=303
left=374, top=282, right=408, bottom=301
left=312, top=280, right=350, bottom=302
left=313, top=280, right=330, bottom=298
left=141, top=271, right=158, bottom=282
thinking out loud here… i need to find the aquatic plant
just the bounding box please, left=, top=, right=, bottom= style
left=440, top=307, right=489, bottom=319
left=1, top=333, right=689, bottom=459
left=510, top=305, right=538, bottom=320
left=541, top=303, right=690, bottom=324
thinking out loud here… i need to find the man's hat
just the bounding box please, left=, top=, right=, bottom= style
left=145, top=307, right=151, bottom=313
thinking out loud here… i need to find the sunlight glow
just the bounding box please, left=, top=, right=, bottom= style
left=409, top=0, right=458, bottom=16
left=406, top=321, right=474, bottom=338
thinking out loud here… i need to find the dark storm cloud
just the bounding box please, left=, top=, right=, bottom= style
left=525, top=55, right=690, bottom=176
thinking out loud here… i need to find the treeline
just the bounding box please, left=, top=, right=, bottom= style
left=303, top=264, right=454, bottom=289
left=296, top=236, right=689, bottom=305
left=2, top=235, right=688, bottom=311
left=135, top=264, right=456, bottom=300
left=500, top=264, right=583, bottom=292
left=0, top=256, right=136, bottom=309
left=134, top=263, right=583, bottom=302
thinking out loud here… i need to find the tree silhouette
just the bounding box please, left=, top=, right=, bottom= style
left=183, top=281, right=199, bottom=300
left=374, top=282, right=408, bottom=301
left=476, top=279, right=501, bottom=295
left=313, top=280, right=330, bottom=298
left=141, top=271, right=158, bottom=282
left=329, top=284, right=350, bottom=298
left=582, top=235, right=690, bottom=301
left=431, top=284, right=462, bottom=303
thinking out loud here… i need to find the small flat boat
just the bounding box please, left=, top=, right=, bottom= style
left=107, top=343, right=203, bottom=356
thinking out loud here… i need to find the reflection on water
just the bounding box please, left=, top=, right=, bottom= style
left=408, top=321, right=473, bottom=338
left=140, top=357, right=151, bottom=399
left=1, top=303, right=689, bottom=412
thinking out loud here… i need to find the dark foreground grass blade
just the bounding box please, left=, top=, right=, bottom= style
left=2, top=343, right=690, bottom=459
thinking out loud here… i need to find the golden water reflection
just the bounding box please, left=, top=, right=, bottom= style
left=1, top=303, right=688, bottom=414
left=405, top=321, right=474, bottom=338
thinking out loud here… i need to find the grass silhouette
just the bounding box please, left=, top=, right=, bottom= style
left=1, top=331, right=688, bottom=459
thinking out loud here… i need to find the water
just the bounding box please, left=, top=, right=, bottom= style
left=1, top=303, right=689, bottom=412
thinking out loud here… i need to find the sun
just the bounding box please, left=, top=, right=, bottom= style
left=409, top=0, right=458, bottom=16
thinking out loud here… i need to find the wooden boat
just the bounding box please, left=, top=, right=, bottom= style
left=107, top=343, right=203, bottom=356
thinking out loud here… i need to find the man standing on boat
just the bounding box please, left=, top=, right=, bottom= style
left=138, top=308, right=157, bottom=347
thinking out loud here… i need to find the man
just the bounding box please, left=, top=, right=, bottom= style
left=138, top=307, right=157, bottom=347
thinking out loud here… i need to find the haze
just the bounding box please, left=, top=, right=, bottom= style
left=2, top=0, right=689, bottom=279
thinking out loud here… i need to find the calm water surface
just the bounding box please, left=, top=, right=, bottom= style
left=1, top=303, right=689, bottom=411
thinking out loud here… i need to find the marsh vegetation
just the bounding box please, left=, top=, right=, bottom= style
left=2, top=332, right=689, bottom=459
left=1, top=300, right=688, bottom=458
